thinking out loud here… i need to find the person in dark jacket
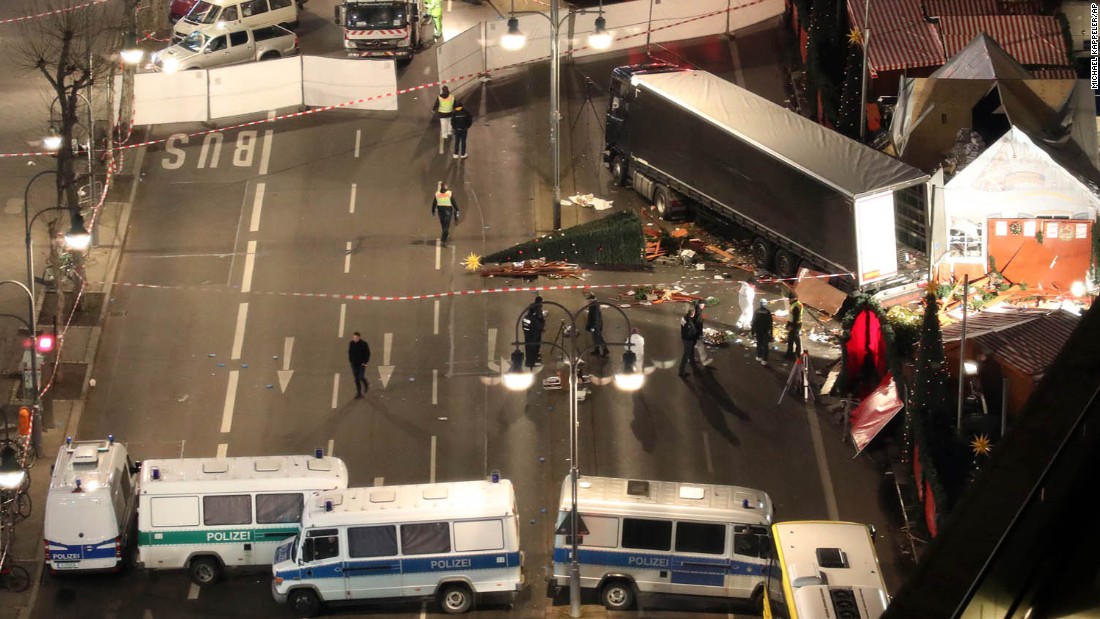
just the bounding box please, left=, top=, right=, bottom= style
left=751, top=299, right=773, bottom=366
left=521, top=296, right=546, bottom=368
left=348, top=331, right=371, bottom=398
left=430, top=180, right=460, bottom=246
left=450, top=103, right=473, bottom=159
left=585, top=293, right=609, bottom=357
left=692, top=301, right=710, bottom=367
left=785, top=292, right=804, bottom=359
left=678, top=307, right=699, bottom=377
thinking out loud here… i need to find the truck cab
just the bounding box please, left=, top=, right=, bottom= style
left=605, top=63, right=680, bottom=186
left=335, top=0, right=430, bottom=60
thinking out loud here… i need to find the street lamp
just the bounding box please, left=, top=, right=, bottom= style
left=0, top=443, right=25, bottom=491
left=43, top=126, right=63, bottom=152
left=502, top=298, right=641, bottom=618
left=120, top=32, right=145, bottom=65
left=501, top=0, right=614, bottom=231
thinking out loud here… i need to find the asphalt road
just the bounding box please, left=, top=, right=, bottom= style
left=26, top=9, right=908, bottom=619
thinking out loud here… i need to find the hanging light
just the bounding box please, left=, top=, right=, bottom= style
left=120, top=32, right=145, bottom=65
left=0, top=444, right=26, bottom=491
left=588, top=15, right=612, bottom=50
left=502, top=349, right=534, bottom=391
left=64, top=211, right=92, bottom=251
left=501, top=16, right=527, bottom=51
left=613, top=350, right=644, bottom=391
left=43, top=126, right=63, bottom=151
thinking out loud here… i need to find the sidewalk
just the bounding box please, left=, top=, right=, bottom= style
left=0, top=145, right=143, bottom=619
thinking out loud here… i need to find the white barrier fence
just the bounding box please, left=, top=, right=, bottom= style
left=129, top=56, right=397, bottom=125
left=437, top=0, right=784, bottom=94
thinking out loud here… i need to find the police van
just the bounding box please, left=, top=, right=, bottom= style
left=552, top=475, right=774, bottom=610
left=137, top=452, right=348, bottom=584
left=44, top=436, right=139, bottom=572
left=272, top=478, right=523, bottom=616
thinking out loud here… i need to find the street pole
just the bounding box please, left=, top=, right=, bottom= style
left=858, top=0, right=870, bottom=143
left=567, top=327, right=581, bottom=618
left=550, top=0, right=562, bottom=231
left=956, top=273, right=969, bottom=436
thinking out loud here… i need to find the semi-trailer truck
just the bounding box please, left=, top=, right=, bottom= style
left=604, top=64, right=931, bottom=292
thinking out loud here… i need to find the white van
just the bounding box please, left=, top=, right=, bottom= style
left=552, top=475, right=774, bottom=610
left=137, top=453, right=348, bottom=584
left=44, top=436, right=138, bottom=573
left=272, top=479, right=524, bottom=616
left=173, top=0, right=298, bottom=42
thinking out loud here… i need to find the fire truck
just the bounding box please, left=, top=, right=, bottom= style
left=334, top=0, right=431, bottom=60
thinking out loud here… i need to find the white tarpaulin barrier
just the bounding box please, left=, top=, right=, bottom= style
left=436, top=23, right=485, bottom=95
left=728, top=0, right=786, bottom=32
left=649, top=0, right=729, bottom=45
left=209, top=57, right=302, bottom=119
left=133, top=71, right=208, bottom=125
left=302, top=56, right=397, bottom=111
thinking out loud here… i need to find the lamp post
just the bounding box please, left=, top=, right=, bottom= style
left=44, top=90, right=97, bottom=211
left=502, top=299, right=642, bottom=618
left=501, top=0, right=612, bottom=231
left=0, top=280, right=40, bottom=461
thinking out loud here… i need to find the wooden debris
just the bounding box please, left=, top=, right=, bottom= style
left=620, top=286, right=704, bottom=304
left=704, top=245, right=735, bottom=263
left=480, top=259, right=584, bottom=279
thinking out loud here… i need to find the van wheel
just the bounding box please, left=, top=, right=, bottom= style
left=751, top=237, right=775, bottom=271
left=188, top=557, right=220, bottom=585
left=289, top=588, right=322, bottom=617
left=260, top=52, right=280, bottom=60
left=611, top=155, right=628, bottom=187
left=750, top=586, right=765, bottom=614
left=774, top=248, right=799, bottom=279
left=438, top=583, right=474, bottom=614
left=600, top=579, right=635, bottom=611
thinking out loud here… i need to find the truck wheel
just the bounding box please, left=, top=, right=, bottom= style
left=774, top=249, right=799, bottom=279
left=600, top=579, right=636, bottom=611
left=438, top=582, right=474, bottom=614
left=611, top=155, right=629, bottom=187
left=654, top=185, right=672, bottom=220
left=188, top=556, right=220, bottom=585
left=260, top=52, right=280, bottom=61
left=751, top=237, right=775, bottom=271
left=289, top=589, right=322, bottom=617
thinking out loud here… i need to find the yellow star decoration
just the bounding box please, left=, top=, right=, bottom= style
left=463, top=253, right=482, bottom=272
left=847, top=27, right=863, bottom=46
left=970, top=434, right=993, bottom=457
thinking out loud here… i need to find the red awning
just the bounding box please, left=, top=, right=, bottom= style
left=848, top=0, right=945, bottom=75
left=849, top=373, right=904, bottom=455
left=938, top=15, right=1069, bottom=66
left=923, top=0, right=998, bottom=16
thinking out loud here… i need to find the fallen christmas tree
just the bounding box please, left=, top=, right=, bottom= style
left=482, top=210, right=646, bottom=266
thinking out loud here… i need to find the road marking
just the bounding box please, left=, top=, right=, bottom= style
left=702, top=432, right=714, bottom=474
left=231, top=303, right=248, bottom=360
left=188, top=583, right=200, bottom=600
left=338, top=303, right=346, bottom=338
left=420, top=600, right=428, bottom=619
left=249, top=183, right=265, bottom=232
left=217, top=443, right=228, bottom=459
left=241, top=240, right=257, bottom=293
left=344, top=241, right=352, bottom=274
left=221, top=371, right=239, bottom=433
left=378, top=333, right=394, bottom=388
left=487, top=327, right=497, bottom=371
left=259, top=129, right=273, bottom=175
left=277, top=336, right=294, bottom=393
left=432, top=369, right=438, bottom=405
left=435, top=239, right=441, bottom=270
left=354, top=129, right=361, bottom=158
left=331, top=373, right=340, bottom=408
left=327, top=439, right=335, bottom=457
left=349, top=183, right=357, bottom=214
left=430, top=435, right=437, bottom=483
left=373, top=477, right=385, bottom=486
left=805, top=401, right=840, bottom=520
left=433, top=299, right=440, bottom=335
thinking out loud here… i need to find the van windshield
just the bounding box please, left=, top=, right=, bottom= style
left=186, top=1, right=221, bottom=24
left=346, top=4, right=407, bottom=28
left=180, top=31, right=209, bottom=52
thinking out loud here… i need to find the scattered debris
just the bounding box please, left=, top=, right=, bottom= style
left=480, top=259, right=585, bottom=279
left=564, top=194, right=614, bottom=210
left=621, top=286, right=704, bottom=304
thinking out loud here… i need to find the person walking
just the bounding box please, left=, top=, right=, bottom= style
left=348, top=332, right=371, bottom=398
left=678, top=307, right=699, bottom=377
left=627, top=327, right=645, bottom=373
left=521, top=296, right=546, bottom=368
left=751, top=298, right=773, bottom=366
left=736, top=280, right=756, bottom=331
left=692, top=300, right=710, bottom=367
left=430, top=181, right=459, bottom=246
left=450, top=102, right=473, bottom=159
left=585, top=293, right=609, bottom=357
left=427, top=0, right=443, bottom=39
left=432, top=85, right=455, bottom=143
left=785, top=292, right=804, bottom=359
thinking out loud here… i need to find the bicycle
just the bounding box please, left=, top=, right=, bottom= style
left=0, top=560, right=31, bottom=593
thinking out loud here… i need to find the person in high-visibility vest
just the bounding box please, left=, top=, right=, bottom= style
left=432, top=85, right=455, bottom=142
left=427, top=0, right=443, bottom=40
left=785, top=292, right=804, bottom=359
left=430, top=180, right=460, bottom=246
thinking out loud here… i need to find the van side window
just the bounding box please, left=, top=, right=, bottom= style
left=675, top=522, right=726, bottom=555
left=454, top=519, right=504, bottom=552
left=229, top=30, right=249, bottom=46
left=348, top=525, right=398, bottom=558
left=222, top=5, right=238, bottom=20
left=118, top=464, right=133, bottom=499
left=576, top=515, right=618, bottom=548
left=734, top=525, right=769, bottom=558
left=203, top=495, right=252, bottom=525
left=401, top=522, right=451, bottom=555
left=151, top=496, right=199, bottom=527
left=269, top=0, right=291, bottom=8
left=242, top=0, right=269, bottom=16
left=303, top=528, right=340, bottom=562
left=256, top=493, right=303, bottom=524
left=622, top=518, right=671, bottom=551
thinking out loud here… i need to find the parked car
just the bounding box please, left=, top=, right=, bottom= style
left=153, top=24, right=298, bottom=73
left=169, top=0, right=199, bottom=22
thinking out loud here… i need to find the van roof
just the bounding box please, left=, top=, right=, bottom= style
left=304, top=480, right=516, bottom=528
left=561, top=475, right=773, bottom=524
left=140, top=455, right=348, bottom=495
left=48, top=439, right=129, bottom=493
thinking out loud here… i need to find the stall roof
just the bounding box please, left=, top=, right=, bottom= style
left=847, top=0, right=945, bottom=74
left=942, top=306, right=1080, bottom=377
left=632, top=70, right=929, bottom=199
left=938, top=15, right=1071, bottom=67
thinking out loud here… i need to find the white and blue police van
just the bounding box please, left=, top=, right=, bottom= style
left=552, top=475, right=774, bottom=610
left=137, top=452, right=348, bottom=585
left=44, top=436, right=139, bottom=573
left=272, top=478, right=523, bottom=616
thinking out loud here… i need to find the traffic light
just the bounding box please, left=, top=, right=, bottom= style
left=35, top=332, right=55, bottom=354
